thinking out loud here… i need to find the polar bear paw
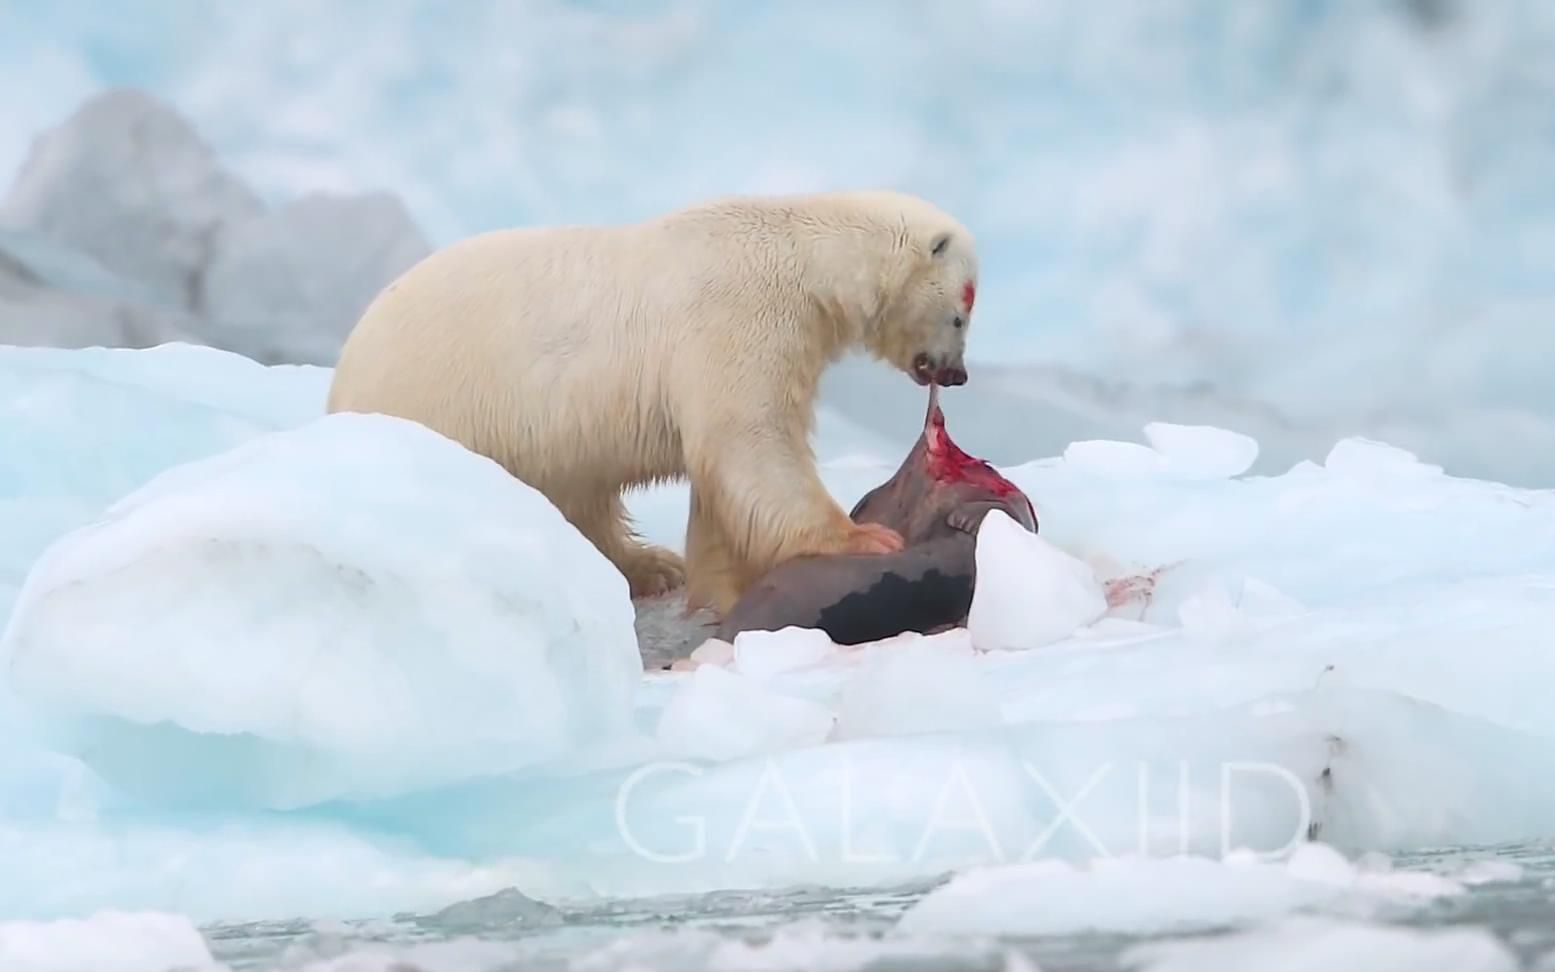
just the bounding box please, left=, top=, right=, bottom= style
left=624, top=543, right=687, bottom=598
left=841, top=521, right=905, bottom=555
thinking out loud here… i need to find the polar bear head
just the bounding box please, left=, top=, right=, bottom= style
left=860, top=196, right=979, bottom=388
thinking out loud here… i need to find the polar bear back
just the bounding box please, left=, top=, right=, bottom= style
left=330, top=220, right=706, bottom=483
left=326, top=190, right=973, bottom=494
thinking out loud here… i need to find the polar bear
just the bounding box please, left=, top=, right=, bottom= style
left=326, top=189, right=979, bottom=616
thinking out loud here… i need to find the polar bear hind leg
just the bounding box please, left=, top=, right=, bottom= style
left=554, top=486, right=686, bottom=599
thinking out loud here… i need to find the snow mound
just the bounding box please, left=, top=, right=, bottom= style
left=1120, top=915, right=1518, bottom=972
left=1062, top=423, right=1261, bottom=482
left=0, top=410, right=642, bottom=809
left=1144, top=422, right=1260, bottom=479
left=897, top=843, right=1463, bottom=937
left=730, top=627, right=836, bottom=681
left=0, top=910, right=216, bottom=972
left=968, top=510, right=1109, bottom=651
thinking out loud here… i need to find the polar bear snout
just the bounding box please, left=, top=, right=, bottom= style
left=912, top=352, right=968, bottom=387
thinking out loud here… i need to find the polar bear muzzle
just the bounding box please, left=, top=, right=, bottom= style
left=912, top=351, right=968, bottom=387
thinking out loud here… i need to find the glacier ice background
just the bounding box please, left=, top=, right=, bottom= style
left=2, top=0, right=1555, bottom=486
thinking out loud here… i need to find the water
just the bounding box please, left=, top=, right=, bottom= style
left=202, top=842, right=1555, bottom=971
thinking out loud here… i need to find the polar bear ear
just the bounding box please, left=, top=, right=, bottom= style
left=930, top=232, right=952, bottom=258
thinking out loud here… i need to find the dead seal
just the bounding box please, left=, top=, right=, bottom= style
left=715, top=385, right=1038, bottom=646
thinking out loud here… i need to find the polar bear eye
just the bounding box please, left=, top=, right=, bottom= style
left=952, top=315, right=965, bottom=329
left=930, top=233, right=952, bottom=257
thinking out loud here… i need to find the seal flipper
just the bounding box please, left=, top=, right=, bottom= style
left=946, top=501, right=1001, bottom=535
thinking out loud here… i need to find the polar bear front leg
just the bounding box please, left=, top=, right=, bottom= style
left=682, top=409, right=905, bottom=611
left=557, top=488, right=686, bottom=599
left=683, top=485, right=744, bottom=616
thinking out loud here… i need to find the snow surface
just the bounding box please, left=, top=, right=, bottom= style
left=1, top=341, right=1554, bottom=938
